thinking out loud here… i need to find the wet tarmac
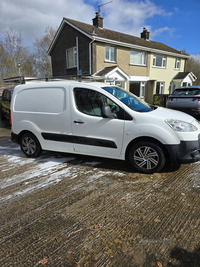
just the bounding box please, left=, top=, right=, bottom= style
left=0, top=119, right=200, bottom=267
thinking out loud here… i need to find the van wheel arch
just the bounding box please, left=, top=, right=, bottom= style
left=17, top=130, right=32, bottom=143
left=125, top=137, right=169, bottom=161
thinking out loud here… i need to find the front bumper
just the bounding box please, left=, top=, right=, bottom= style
left=165, top=137, right=200, bottom=164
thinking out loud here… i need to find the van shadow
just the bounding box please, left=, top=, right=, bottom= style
left=41, top=150, right=135, bottom=173
left=142, top=246, right=200, bottom=267
left=167, top=246, right=200, bottom=267
left=0, top=134, right=182, bottom=175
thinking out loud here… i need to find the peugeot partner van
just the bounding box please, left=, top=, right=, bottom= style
left=10, top=81, right=200, bottom=173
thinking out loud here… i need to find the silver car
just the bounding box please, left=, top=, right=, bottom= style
left=167, top=86, right=200, bottom=119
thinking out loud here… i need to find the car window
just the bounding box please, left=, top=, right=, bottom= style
left=74, top=88, right=123, bottom=118
left=102, top=86, right=151, bottom=112
left=5, top=90, right=10, bottom=99
left=3, top=89, right=13, bottom=100
left=172, top=89, right=200, bottom=96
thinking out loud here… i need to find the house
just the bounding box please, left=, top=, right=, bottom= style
left=48, top=13, right=194, bottom=104
left=170, top=72, right=197, bottom=92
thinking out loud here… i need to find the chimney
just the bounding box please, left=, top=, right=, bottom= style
left=141, top=28, right=150, bottom=40
left=93, top=12, right=103, bottom=28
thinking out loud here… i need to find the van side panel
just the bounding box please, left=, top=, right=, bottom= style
left=12, top=85, right=74, bottom=153
left=14, top=87, right=66, bottom=113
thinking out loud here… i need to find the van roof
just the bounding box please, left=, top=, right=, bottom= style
left=13, top=80, right=114, bottom=91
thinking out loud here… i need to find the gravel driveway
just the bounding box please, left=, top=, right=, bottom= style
left=0, top=120, right=200, bottom=267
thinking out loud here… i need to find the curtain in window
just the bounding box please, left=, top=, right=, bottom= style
left=131, top=51, right=142, bottom=65
left=130, top=51, right=146, bottom=65
left=110, top=46, right=115, bottom=61
left=67, top=49, right=74, bottom=68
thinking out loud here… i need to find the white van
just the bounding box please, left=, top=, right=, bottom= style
left=10, top=81, right=200, bottom=173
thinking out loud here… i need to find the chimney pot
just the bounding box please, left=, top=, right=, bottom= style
left=92, top=12, right=103, bottom=28
left=141, top=27, right=150, bottom=40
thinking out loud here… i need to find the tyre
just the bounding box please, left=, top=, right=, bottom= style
left=129, top=141, right=166, bottom=174
left=20, top=133, right=42, bottom=158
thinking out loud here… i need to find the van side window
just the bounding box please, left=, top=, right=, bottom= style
left=74, top=88, right=122, bottom=118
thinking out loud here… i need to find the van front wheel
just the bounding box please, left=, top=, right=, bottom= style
left=129, top=141, right=165, bottom=174
left=20, top=133, right=42, bottom=158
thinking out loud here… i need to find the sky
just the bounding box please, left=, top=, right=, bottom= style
left=0, top=0, right=199, bottom=55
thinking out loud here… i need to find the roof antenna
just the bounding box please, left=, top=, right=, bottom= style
left=98, top=1, right=113, bottom=15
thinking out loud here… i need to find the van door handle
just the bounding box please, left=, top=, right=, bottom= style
left=74, top=120, right=84, bottom=124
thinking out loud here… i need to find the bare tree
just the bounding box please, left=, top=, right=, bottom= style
left=33, top=26, right=56, bottom=77
left=182, top=50, right=200, bottom=85
left=186, top=54, right=200, bottom=85
left=0, top=28, right=36, bottom=82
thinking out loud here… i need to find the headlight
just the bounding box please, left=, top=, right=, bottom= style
left=165, top=119, right=198, bottom=132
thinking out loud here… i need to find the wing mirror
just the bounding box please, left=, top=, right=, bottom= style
left=101, top=105, right=117, bottom=119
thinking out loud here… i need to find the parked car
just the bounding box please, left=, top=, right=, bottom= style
left=10, top=81, right=200, bottom=174
left=0, top=88, right=14, bottom=121
left=167, top=86, right=200, bottom=119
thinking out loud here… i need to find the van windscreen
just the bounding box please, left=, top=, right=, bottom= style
left=102, top=86, right=151, bottom=112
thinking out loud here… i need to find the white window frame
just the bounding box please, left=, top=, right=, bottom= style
left=105, top=45, right=116, bottom=62
left=105, top=80, right=125, bottom=89
left=140, top=82, right=145, bottom=97
left=130, top=50, right=147, bottom=66
left=158, top=82, right=164, bottom=94
left=66, top=47, right=77, bottom=69
left=175, top=58, right=180, bottom=70
left=169, top=83, right=174, bottom=94
left=153, top=54, right=166, bottom=68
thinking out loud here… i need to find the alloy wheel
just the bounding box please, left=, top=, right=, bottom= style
left=134, top=146, right=159, bottom=170
left=21, top=136, right=36, bottom=155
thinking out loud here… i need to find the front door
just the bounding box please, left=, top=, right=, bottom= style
left=70, top=86, right=125, bottom=157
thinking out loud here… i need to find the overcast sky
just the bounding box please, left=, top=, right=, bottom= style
left=0, top=0, right=199, bottom=55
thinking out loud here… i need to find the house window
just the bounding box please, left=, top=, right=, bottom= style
left=130, top=81, right=146, bottom=98
left=153, top=54, right=166, bottom=68
left=130, top=50, right=147, bottom=66
left=105, top=80, right=125, bottom=89
left=169, top=83, right=177, bottom=94
left=105, top=45, right=116, bottom=62
left=182, top=82, right=187, bottom=87
left=115, top=81, right=125, bottom=88
left=66, top=47, right=77, bottom=68
left=175, top=58, right=180, bottom=69
left=156, top=82, right=164, bottom=94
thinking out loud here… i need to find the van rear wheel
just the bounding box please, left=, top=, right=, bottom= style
left=129, top=141, right=165, bottom=174
left=20, top=133, right=42, bottom=158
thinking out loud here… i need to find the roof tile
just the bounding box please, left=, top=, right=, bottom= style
left=65, top=17, right=184, bottom=55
